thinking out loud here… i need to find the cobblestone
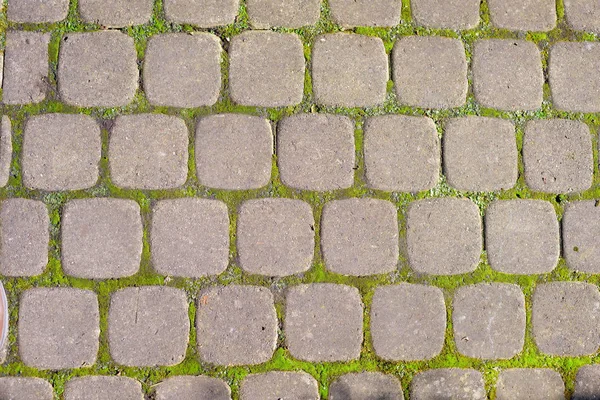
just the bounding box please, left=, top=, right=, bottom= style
left=239, top=371, right=319, bottom=400
left=488, top=0, right=557, bottom=31
left=0, top=378, right=53, bottom=400
left=564, top=0, right=600, bottom=33
left=495, top=369, right=565, bottom=400
left=79, top=0, right=153, bottom=27
left=410, top=0, right=480, bottom=29
left=164, top=0, right=239, bottom=27
left=64, top=376, right=144, bottom=400
left=574, top=365, right=600, bottom=400
left=0, top=117, right=12, bottom=188
left=561, top=201, right=600, bottom=273
left=329, top=372, right=403, bottom=400
left=247, top=0, right=320, bottom=28
left=329, top=0, right=402, bottom=27
left=154, top=376, right=231, bottom=400
left=410, top=369, right=486, bottom=400
left=7, top=0, right=69, bottom=23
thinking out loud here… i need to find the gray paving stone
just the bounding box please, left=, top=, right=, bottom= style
left=321, top=198, right=398, bottom=276
left=496, top=369, right=565, bottom=400
left=488, top=0, right=557, bottom=31
left=411, top=0, right=480, bottom=29
left=196, top=285, right=277, bottom=366
left=7, top=0, right=69, bottom=22
left=22, top=114, right=101, bottom=191
left=329, top=372, right=403, bottom=400
left=329, top=0, right=402, bottom=27
left=247, top=0, right=320, bottom=28
left=0, top=378, right=53, bottom=400
left=393, top=36, right=467, bottom=108
left=238, top=199, right=314, bottom=276
left=58, top=31, right=138, bottom=107
left=108, top=286, right=189, bottom=367
left=406, top=198, right=482, bottom=275
left=523, top=119, right=593, bottom=193
left=155, top=376, right=231, bottom=400
left=64, top=376, right=144, bottom=400
left=151, top=198, right=229, bottom=278
left=164, top=0, right=239, bottom=27
left=62, top=198, right=142, bottom=279
left=444, top=117, right=517, bottom=192
left=0, top=117, right=13, bottom=188
left=19, top=288, right=99, bottom=369
left=2, top=31, right=50, bottom=105
left=473, top=39, right=543, bottom=111
left=574, top=365, right=600, bottom=400
left=485, top=200, right=559, bottom=274
left=285, top=283, right=363, bottom=362
left=195, top=114, right=272, bottom=190
left=371, top=284, right=446, bottom=361
left=533, top=282, right=600, bottom=356
left=312, top=33, right=388, bottom=107
left=411, top=369, right=486, bottom=400
left=277, top=113, right=355, bottom=191
left=144, top=33, right=222, bottom=108
left=564, top=0, right=600, bottom=33
left=240, top=371, right=319, bottom=400
left=563, top=201, right=600, bottom=273
left=109, top=114, right=189, bottom=190
left=79, top=0, right=152, bottom=27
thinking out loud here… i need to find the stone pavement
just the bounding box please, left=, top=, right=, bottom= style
left=2, top=0, right=600, bottom=399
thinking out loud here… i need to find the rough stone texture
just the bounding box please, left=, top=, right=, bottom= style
left=196, top=285, right=277, bottom=366
left=164, top=0, right=239, bottom=27
left=0, top=378, right=53, bottom=400
left=195, top=114, right=272, bottom=190
left=285, top=284, right=363, bottom=362
left=563, top=201, right=600, bottom=273
left=473, top=39, right=543, bottom=111
left=329, top=373, right=404, bottom=400
left=411, top=0, right=480, bottom=29
left=64, top=376, right=144, bottom=400
left=406, top=198, right=482, bottom=275
left=155, top=376, right=231, bottom=400
left=321, top=198, right=399, bottom=276
left=22, top=114, right=101, bottom=191
left=79, top=0, right=153, bottom=27
left=485, top=200, right=560, bottom=274
left=393, top=36, right=467, bottom=108
left=144, top=33, right=222, bottom=108
left=151, top=199, right=230, bottom=278
left=0, top=117, right=12, bottom=188
left=564, top=0, right=600, bottom=33
left=109, top=114, right=189, bottom=190
left=108, top=286, right=189, bottom=367
left=444, top=117, right=517, bottom=192
left=247, top=0, right=320, bottom=28
left=411, top=369, right=486, bottom=400
left=240, top=372, right=319, bottom=400
left=371, top=284, right=446, bottom=361
left=488, top=0, right=557, bottom=31
left=7, top=0, right=69, bottom=22
left=495, top=369, right=565, bottom=400
left=238, top=199, right=314, bottom=276
left=19, top=288, right=99, bottom=370
left=277, top=114, right=355, bottom=191
left=62, top=198, right=142, bottom=279
left=523, top=119, right=593, bottom=193
left=229, top=31, right=305, bottom=107
left=533, top=282, right=600, bottom=356
left=574, top=365, right=600, bottom=400
left=58, top=31, right=138, bottom=107
left=312, top=33, right=388, bottom=107
left=329, top=0, right=402, bottom=27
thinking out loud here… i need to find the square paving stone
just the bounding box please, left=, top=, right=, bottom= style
left=443, top=117, right=517, bottom=192
left=19, top=288, right=99, bottom=370
left=393, top=36, right=467, bottom=108
left=240, top=371, right=319, bottom=400
left=196, top=285, right=277, bottom=366
left=371, top=284, right=446, bottom=361
left=229, top=31, right=304, bottom=107
left=0, top=378, right=53, bottom=400
left=473, top=39, right=543, bottom=111
left=8, top=0, right=69, bottom=22
left=406, top=198, right=482, bottom=275
left=238, top=199, right=314, bottom=277
left=154, top=376, right=231, bottom=400
left=564, top=0, right=600, bottom=33
left=0, top=116, right=13, bottom=188
left=285, top=283, right=363, bottom=362
left=109, top=114, right=189, bottom=190
left=312, top=33, right=388, bottom=107
left=164, top=0, right=239, bottom=27
left=144, top=33, right=222, bottom=108
left=151, top=199, right=229, bottom=278
left=488, top=0, right=557, bottom=31
left=62, top=198, right=142, bottom=279
left=64, top=376, right=143, bottom=400
left=574, top=365, right=600, bottom=400
left=108, top=286, right=189, bottom=367
left=247, top=0, right=320, bottom=28
left=277, top=113, right=355, bottom=191
left=410, top=0, right=480, bottom=29
left=533, top=282, right=600, bottom=356
left=329, top=373, right=403, bottom=400
left=411, top=369, right=486, bottom=400
left=79, top=0, right=152, bottom=27
left=495, top=369, right=565, bottom=400
left=485, top=200, right=559, bottom=274
left=523, top=119, right=593, bottom=193
left=563, top=201, right=600, bottom=273
left=22, top=114, right=101, bottom=191
left=195, top=114, right=272, bottom=190
left=329, top=0, right=402, bottom=27
left=58, top=31, right=138, bottom=107
left=321, top=198, right=398, bottom=276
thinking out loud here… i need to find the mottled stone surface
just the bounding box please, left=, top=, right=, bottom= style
left=329, top=0, right=402, bottom=27
left=488, top=0, right=557, bottom=31
left=247, top=0, right=320, bottom=28
left=495, top=369, right=565, bottom=400
left=563, top=201, right=600, bottom=273
left=0, top=117, right=13, bottom=188
left=411, top=369, right=486, bottom=400
left=574, top=364, right=600, bottom=400
left=411, top=0, right=480, bottom=29
left=564, top=0, right=600, bottom=33
left=7, top=0, right=69, bottom=22
left=164, top=0, right=239, bottom=27
left=64, top=376, right=144, bottom=400
left=154, top=376, right=231, bottom=400
left=240, top=371, right=319, bottom=400
left=78, top=0, right=153, bottom=27
left=329, top=373, right=404, bottom=400
left=0, top=378, right=53, bottom=400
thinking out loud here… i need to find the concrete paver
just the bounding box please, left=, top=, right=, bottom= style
left=563, top=201, right=600, bottom=273
left=410, top=0, right=480, bottom=29
left=7, top=0, right=69, bottom=23
left=0, top=378, right=53, bottom=400
left=488, top=0, right=557, bottom=31
left=154, top=376, right=231, bottom=400
left=564, top=0, right=600, bottom=33
left=78, top=0, right=153, bottom=27
left=164, top=0, right=239, bottom=27
left=246, top=0, right=320, bottom=28
left=574, top=365, right=600, bottom=400
left=0, top=117, right=12, bottom=188
left=495, top=369, right=565, bottom=400
left=329, top=0, right=402, bottom=28
left=64, top=376, right=144, bottom=400
left=239, top=371, right=319, bottom=400
left=329, top=373, right=403, bottom=400
left=410, top=369, right=486, bottom=400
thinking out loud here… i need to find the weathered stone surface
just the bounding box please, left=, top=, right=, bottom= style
left=411, top=0, right=480, bottom=29
left=411, top=369, right=486, bottom=400
left=574, top=365, right=600, bottom=400
left=64, top=376, right=144, bottom=400
left=564, top=0, right=600, bottom=33
left=563, top=201, right=600, bottom=273
left=79, top=0, right=153, bottom=27
left=371, top=284, right=446, bottom=361
left=247, top=0, right=320, bottom=28
left=0, top=378, right=53, bottom=400
left=329, top=373, right=403, bottom=400
left=329, top=0, right=401, bottom=27
left=0, top=117, right=12, bottom=188
left=19, top=288, right=99, bottom=369
left=495, top=369, right=565, bottom=400
left=164, top=0, right=239, bottom=27
left=240, top=371, right=319, bottom=400
left=488, top=0, right=556, bottom=31
left=155, top=376, right=231, bottom=400
left=7, top=0, right=69, bottom=22
left=62, top=198, right=142, bottom=279
left=108, top=286, right=189, bottom=367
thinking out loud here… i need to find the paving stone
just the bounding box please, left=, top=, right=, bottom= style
left=485, top=200, right=560, bottom=274
left=371, top=284, right=446, bottom=361
left=473, top=39, right=543, bottom=111
left=574, top=364, right=600, bottom=400
left=0, top=117, right=13, bottom=188
left=329, top=0, right=401, bottom=27
left=240, top=371, right=319, bottom=400
left=312, top=33, right=388, bottom=107
left=321, top=198, right=398, bottom=276
left=406, top=198, right=482, bottom=275
left=0, top=378, right=53, bottom=400
left=564, top=0, right=600, bottom=33
left=164, top=0, right=239, bottom=27
left=523, top=119, right=593, bottom=193
left=58, top=31, right=138, bottom=107
left=79, top=0, right=152, bottom=27
left=196, top=285, right=277, bottom=366
left=64, top=376, right=144, bottom=400
left=563, top=201, right=600, bottom=273
left=108, top=286, right=189, bottom=367
left=109, top=114, right=189, bottom=190
left=444, top=117, right=518, bottom=192
left=285, top=283, right=363, bottom=362
left=533, top=282, right=600, bottom=356
left=195, top=114, right=272, bottom=190
left=7, top=0, right=69, bottom=22
left=411, top=369, right=486, bottom=400
left=18, top=288, right=99, bottom=369
left=246, top=0, right=320, bottom=28
left=393, top=36, right=468, bottom=108
left=411, top=0, right=480, bottom=29
left=329, top=372, right=403, bottom=400
left=144, top=33, right=222, bottom=108
left=495, top=369, right=565, bottom=400
left=155, top=376, right=231, bottom=400
left=277, top=113, right=355, bottom=191
left=2, top=31, right=50, bottom=105
left=62, top=198, right=142, bottom=279
left=238, top=199, right=314, bottom=276
left=488, top=0, right=556, bottom=31
left=151, top=199, right=229, bottom=278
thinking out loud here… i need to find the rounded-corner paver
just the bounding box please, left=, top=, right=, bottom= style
left=329, top=0, right=402, bottom=27
left=329, top=372, right=403, bottom=400
left=574, top=364, right=600, bottom=400
left=240, top=371, right=319, bottom=400
left=64, top=376, right=144, bottom=400
left=495, top=369, right=565, bottom=400
left=411, top=0, right=480, bottom=29
left=488, top=0, right=557, bottom=31
left=78, top=0, right=153, bottom=27
left=564, top=0, right=600, bottom=33
left=164, top=0, right=239, bottom=27
left=246, top=0, right=321, bottom=28
left=154, top=376, right=231, bottom=400
left=563, top=201, right=600, bottom=273
left=0, top=116, right=13, bottom=188
left=7, top=0, right=69, bottom=23
left=410, top=369, right=486, bottom=400
left=0, top=377, right=53, bottom=400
